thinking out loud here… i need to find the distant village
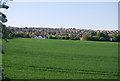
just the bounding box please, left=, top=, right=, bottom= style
left=7, top=26, right=120, bottom=41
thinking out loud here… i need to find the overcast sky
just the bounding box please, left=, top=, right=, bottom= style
left=1, top=1, right=118, bottom=30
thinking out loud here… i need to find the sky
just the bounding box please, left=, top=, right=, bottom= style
left=7, top=0, right=120, bottom=2
left=1, top=1, right=118, bottom=30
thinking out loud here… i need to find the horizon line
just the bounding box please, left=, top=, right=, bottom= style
left=8, top=26, right=119, bottom=31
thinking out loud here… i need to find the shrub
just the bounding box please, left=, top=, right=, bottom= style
left=97, top=32, right=110, bottom=41
left=61, top=36, right=66, bottom=40
left=90, top=36, right=99, bottom=41
left=65, top=36, right=70, bottom=40
left=99, top=37, right=104, bottom=41
left=48, top=35, right=52, bottom=39
left=112, top=33, right=120, bottom=42
left=86, top=31, right=97, bottom=36
left=82, top=35, right=91, bottom=40
left=73, top=37, right=80, bottom=40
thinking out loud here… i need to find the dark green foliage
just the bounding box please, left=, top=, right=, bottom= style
left=52, top=32, right=56, bottom=35
left=82, top=35, right=91, bottom=40
left=89, top=36, right=99, bottom=41
left=48, top=35, right=58, bottom=39
left=48, top=34, right=79, bottom=40
left=82, top=35, right=99, bottom=41
left=0, top=2, right=14, bottom=42
left=87, top=31, right=97, bottom=36
left=48, top=35, right=52, bottom=39
left=69, top=34, right=76, bottom=40
left=1, top=24, right=14, bottom=42
left=82, top=32, right=110, bottom=41
left=111, top=33, right=120, bottom=42
left=97, top=32, right=105, bottom=37
left=99, top=37, right=104, bottom=41
left=71, top=37, right=80, bottom=40
left=69, top=34, right=80, bottom=40
left=65, top=36, right=70, bottom=40
left=97, top=32, right=110, bottom=41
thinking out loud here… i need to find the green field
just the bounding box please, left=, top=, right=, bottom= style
left=2, top=38, right=118, bottom=79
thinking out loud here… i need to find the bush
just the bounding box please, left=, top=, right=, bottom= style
left=97, top=32, right=110, bottom=41
left=56, top=36, right=70, bottom=40
left=90, top=36, right=99, bottom=41
left=82, top=35, right=100, bottom=41
left=86, top=31, right=97, bottom=36
left=99, top=37, right=104, bottom=41
left=97, top=32, right=106, bottom=37
left=82, top=35, right=91, bottom=40
left=112, top=33, right=120, bottom=42
left=65, top=36, right=70, bottom=40
left=48, top=35, right=52, bottom=39
left=73, top=37, right=80, bottom=40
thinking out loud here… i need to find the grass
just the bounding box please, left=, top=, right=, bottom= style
left=2, top=38, right=118, bottom=79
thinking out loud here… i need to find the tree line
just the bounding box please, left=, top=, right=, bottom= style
left=6, top=30, right=120, bottom=42
left=82, top=31, right=120, bottom=42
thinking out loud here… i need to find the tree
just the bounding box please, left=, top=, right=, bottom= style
left=0, top=0, right=13, bottom=54
left=97, top=32, right=105, bottom=37
left=97, top=32, right=110, bottom=41
left=86, top=31, right=97, bottom=36
left=2, top=24, right=13, bottom=41
left=112, top=33, right=120, bottom=42
left=82, top=35, right=91, bottom=40
left=69, top=34, right=77, bottom=40
left=48, top=35, right=52, bottom=39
